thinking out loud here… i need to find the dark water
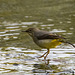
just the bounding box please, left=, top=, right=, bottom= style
left=0, top=0, right=75, bottom=75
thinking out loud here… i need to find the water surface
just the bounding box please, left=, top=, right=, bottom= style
left=0, top=0, right=75, bottom=75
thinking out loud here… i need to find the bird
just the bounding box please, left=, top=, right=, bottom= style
left=22, top=28, right=75, bottom=60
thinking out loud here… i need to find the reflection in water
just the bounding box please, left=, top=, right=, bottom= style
left=51, top=29, right=66, bottom=33
left=21, top=22, right=39, bottom=25
left=33, top=63, right=74, bottom=75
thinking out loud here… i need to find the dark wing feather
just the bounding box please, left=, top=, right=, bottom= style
left=37, top=33, right=65, bottom=40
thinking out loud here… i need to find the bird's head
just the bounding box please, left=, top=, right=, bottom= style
left=22, top=28, right=39, bottom=36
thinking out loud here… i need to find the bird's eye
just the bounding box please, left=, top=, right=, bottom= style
left=29, top=30, right=31, bottom=31
left=28, top=29, right=32, bottom=32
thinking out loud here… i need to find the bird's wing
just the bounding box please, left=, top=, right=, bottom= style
left=36, top=32, right=65, bottom=40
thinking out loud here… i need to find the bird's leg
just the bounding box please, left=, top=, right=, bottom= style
left=44, top=49, right=50, bottom=60
left=38, top=51, right=48, bottom=58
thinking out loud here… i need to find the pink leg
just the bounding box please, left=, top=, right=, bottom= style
left=44, top=49, right=50, bottom=60
left=38, top=51, right=48, bottom=58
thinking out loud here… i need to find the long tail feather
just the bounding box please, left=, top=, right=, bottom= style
left=59, top=40, right=75, bottom=48
left=64, top=41, right=75, bottom=48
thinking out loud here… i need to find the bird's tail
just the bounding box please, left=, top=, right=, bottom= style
left=63, top=41, right=75, bottom=48
left=59, top=39, right=75, bottom=48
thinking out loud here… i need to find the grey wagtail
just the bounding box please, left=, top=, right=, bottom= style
left=22, top=28, right=75, bottom=59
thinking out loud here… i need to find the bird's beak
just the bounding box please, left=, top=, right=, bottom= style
left=22, top=30, right=27, bottom=32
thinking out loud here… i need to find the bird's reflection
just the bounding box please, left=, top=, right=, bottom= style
left=33, top=58, right=74, bottom=75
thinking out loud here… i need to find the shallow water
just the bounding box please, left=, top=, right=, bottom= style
left=0, top=0, right=75, bottom=75
left=0, top=47, right=75, bottom=75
